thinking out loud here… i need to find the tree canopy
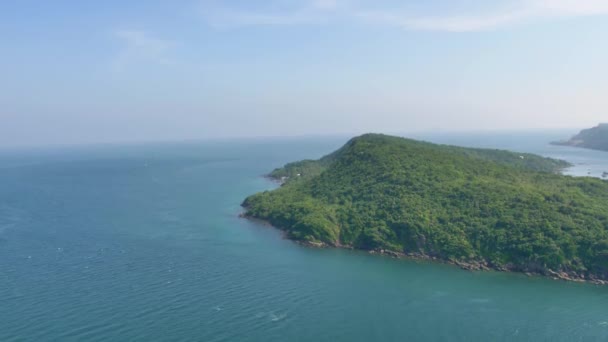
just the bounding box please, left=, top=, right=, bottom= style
left=552, top=123, right=608, bottom=151
left=243, top=134, right=608, bottom=281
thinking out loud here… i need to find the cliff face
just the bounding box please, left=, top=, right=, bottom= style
left=552, top=124, right=608, bottom=152
left=243, top=134, right=608, bottom=283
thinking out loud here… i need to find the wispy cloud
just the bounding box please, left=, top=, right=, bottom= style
left=200, top=0, right=608, bottom=32
left=202, top=10, right=321, bottom=28
left=311, top=0, right=340, bottom=11
left=357, top=8, right=533, bottom=33
left=199, top=0, right=343, bottom=29
left=535, top=0, right=608, bottom=16
left=113, top=30, right=174, bottom=70
left=360, top=0, right=608, bottom=32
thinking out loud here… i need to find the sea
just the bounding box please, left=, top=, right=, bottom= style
left=1, top=131, right=608, bottom=341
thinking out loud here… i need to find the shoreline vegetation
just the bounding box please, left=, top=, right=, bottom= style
left=240, top=212, right=607, bottom=285
left=242, top=134, right=608, bottom=285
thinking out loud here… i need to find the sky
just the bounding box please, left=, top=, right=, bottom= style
left=1, top=0, right=607, bottom=147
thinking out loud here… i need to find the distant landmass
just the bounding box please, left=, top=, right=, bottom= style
left=243, top=134, right=608, bottom=284
left=552, top=124, right=608, bottom=152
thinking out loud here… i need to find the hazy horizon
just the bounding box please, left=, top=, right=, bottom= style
left=2, top=1, right=607, bottom=147
left=0, top=127, right=587, bottom=151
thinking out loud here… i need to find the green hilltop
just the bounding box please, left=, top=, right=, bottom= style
left=552, top=124, right=608, bottom=152
left=243, top=134, right=608, bottom=282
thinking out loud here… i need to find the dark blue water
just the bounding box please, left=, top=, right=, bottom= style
left=1, top=132, right=608, bottom=341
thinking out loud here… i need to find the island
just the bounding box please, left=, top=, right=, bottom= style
left=552, top=124, right=608, bottom=152
left=242, top=134, right=608, bottom=284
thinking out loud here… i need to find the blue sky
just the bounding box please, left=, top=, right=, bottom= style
left=1, top=0, right=607, bottom=146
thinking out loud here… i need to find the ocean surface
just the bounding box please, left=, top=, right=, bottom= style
left=1, top=131, right=608, bottom=342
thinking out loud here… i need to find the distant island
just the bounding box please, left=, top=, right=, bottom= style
left=552, top=124, right=608, bottom=152
left=243, top=134, right=608, bottom=284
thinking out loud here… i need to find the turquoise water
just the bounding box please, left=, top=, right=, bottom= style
left=1, top=133, right=608, bottom=341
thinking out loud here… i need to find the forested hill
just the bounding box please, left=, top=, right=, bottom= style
left=552, top=124, right=608, bottom=152
left=243, top=134, right=608, bottom=283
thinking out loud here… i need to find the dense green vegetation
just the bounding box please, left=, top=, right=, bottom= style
left=552, top=124, right=608, bottom=152
left=243, top=134, right=608, bottom=281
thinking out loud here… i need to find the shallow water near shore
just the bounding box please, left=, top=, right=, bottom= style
left=1, top=131, right=608, bottom=341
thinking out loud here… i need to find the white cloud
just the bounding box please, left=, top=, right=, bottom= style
left=532, top=0, right=608, bottom=16
left=357, top=8, right=533, bottom=33
left=113, top=30, right=173, bottom=70
left=200, top=0, right=608, bottom=32
left=359, top=0, right=608, bottom=32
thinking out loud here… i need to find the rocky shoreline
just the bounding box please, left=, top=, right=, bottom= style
left=300, top=240, right=608, bottom=285
left=241, top=212, right=608, bottom=286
